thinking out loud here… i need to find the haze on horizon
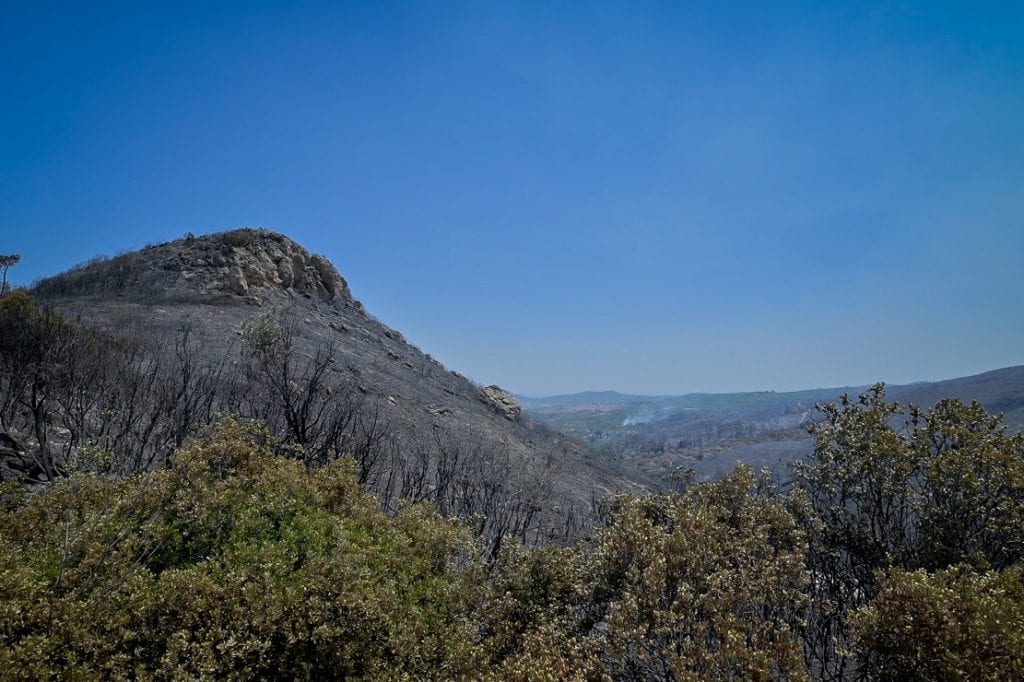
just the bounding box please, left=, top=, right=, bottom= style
left=2, top=2, right=1022, bottom=396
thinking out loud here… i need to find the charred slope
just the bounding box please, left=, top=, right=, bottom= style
left=26, top=228, right=645, bottom=538
left=887, top=366, right=1024, bottom=430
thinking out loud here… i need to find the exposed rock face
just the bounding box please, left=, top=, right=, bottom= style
left=480, top=385, right=522, bottom=422
left=33, top=228, right=357, bottom=308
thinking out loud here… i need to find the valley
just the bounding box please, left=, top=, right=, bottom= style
left=522, top=366, right=1024, bottom=486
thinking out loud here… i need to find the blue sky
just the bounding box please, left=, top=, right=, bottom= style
left=2, top=1, right=1022, bottom=395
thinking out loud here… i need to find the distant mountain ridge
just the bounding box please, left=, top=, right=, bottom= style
left=515, top=391, right=654, bottom=410
left=522, top=367, right=1024, bottom=425
left=887, top=366, right=1024, bottom=425
left=521, top=366, right=1024, bottom=486
left=521, top=386, right=865, bottom=415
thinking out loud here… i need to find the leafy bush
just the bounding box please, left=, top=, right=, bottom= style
left=0, top=419, right=483, bottom=679
left=579, top=467, right=810, bottom=680
left=794, top=385, right=1024, bottom=679
left=852, top=566, right=1024, bottom=681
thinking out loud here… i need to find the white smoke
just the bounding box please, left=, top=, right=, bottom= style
left=622, top=404, right=693, bottom=427
left=622, top=406, right=662, bottom=426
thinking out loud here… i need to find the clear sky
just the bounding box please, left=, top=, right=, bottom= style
left=2, top=1, right=1022, bottom=396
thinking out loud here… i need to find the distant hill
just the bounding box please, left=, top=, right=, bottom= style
left=523, top=367, right=1024, bottom=486
left=517, top=391, right=654, bottom=410
left=887, top=366, right=1024, bottom=430
left=522, top=386, right=866, bottom=417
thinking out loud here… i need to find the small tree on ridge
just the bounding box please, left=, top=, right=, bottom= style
left=0, top=254, right=21, bottom=295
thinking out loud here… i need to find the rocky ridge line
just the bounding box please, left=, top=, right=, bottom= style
left=34, top=228, right=359, bottom=309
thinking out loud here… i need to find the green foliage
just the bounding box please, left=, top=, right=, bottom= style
left=240, top=311, right=287, bottom=359
left=479, top=543, right=603, bottom=681
left=0, top=418, right=483, bottom=680
left=799, top=384, right=1024, bottom=575
left=913, top=399, right=1024, bottom=570
left=795, top=384, right=1024, bottom=679
left=852, top=566, right=1024, bottom=681
left=0, top=289, right=45, bottom=320
left=580, top=467, right=810, bottom=681
left=476, top=468, right=811, bottom=680
left=0, top=290, right=73, bottom=340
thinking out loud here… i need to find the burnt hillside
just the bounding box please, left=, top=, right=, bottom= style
left=8, top=228, right=647, bottom=545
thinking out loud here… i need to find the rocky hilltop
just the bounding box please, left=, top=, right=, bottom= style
left=34, top=228, right=357, bottom=306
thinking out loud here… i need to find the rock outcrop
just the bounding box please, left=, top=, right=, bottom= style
left=33, top=228, right=358, bottom=308
left=480, top=385, right=522, bottom=422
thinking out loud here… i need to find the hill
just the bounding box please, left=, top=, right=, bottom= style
left=10, top=228, right=645, bottom=541
left=523, top=367, right=1024, bottom=485
left=887, top=366, right=1024, bottom=428
left=515, top=391, right=654, bottom=410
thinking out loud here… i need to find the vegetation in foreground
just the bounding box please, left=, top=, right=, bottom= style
left=1, top=386, right=1023, bottom=680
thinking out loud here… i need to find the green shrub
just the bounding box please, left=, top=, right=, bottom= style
left=853, top=566, right=1024, bottom=681
left=0, top=418, right=483, bottom=680
left=581, top=467, right=810, bottom=680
